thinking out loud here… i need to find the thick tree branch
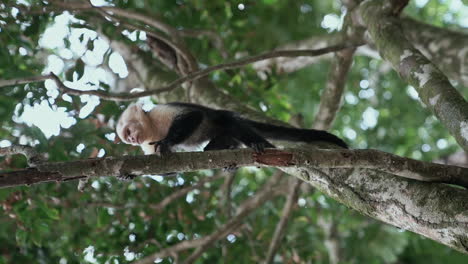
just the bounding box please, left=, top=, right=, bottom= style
left=282, top=165, right=468, bottom=253
left=401, top=17, right=468, bottom=87
left=360, top=0, right=468, bottom=151
left=1, top=148, right=466, bottom=188
left=1, top=149, right=466, bottom=251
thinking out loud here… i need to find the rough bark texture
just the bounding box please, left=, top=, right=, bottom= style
left=360, top=0, right=468, bottom=151
left=401, top=17, right=468, bottom=87
left=1, top=148, right=467, bottom=252
left=281, top=166, right=468, bottom=253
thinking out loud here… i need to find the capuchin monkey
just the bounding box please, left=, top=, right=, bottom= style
left=116, top=102, right=347, bottom=156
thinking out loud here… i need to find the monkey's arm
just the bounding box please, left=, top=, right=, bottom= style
left=150, top=110, right=203, bottom=155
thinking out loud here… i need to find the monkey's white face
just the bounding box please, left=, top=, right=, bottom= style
left=116, top=104, right=153, bottom=146
left=119, top=121, right=144, bottom=145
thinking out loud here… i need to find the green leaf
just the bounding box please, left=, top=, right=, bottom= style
left=15, top=229, right=28, bottom=245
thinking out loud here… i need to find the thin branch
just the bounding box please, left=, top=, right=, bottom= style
left=265, top=43, right=355, bottom=261
left=264, top=179, right=302, bottom=264
left=132, top=237, right=210, bottom=264
left=48, top=0, right=198, bottom=72
left=0, top=44, right=362, bottom=101
left=220, top=172, right=237, bottom=218
left=0, top=75, right=51, bottom=88
left=149, top=173, right=224, bottom=212
left=178, top=28, right=229, bottom=59
left=313, top=47, right=356, bottom=130
left=49, top=1, right=176, bottom=36
left=133, top=172, right=284, bottom=264
left=90, top=7, right=196, bottom=73
left=317, top=216, right=342, bottom=264
left=0, top=145, right=46, bottom=166
left=181, top=171, right=284, bottom=264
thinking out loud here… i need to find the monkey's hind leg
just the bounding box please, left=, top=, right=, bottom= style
left=203, top=136, right=240, bottom=151
left=234, top=122, right=275, bottom=153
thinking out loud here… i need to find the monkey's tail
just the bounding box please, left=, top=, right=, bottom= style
left=244, top=120, right=348, bottom=149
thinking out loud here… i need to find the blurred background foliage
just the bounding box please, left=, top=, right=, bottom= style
left=0, top=0, right=467, bottom=263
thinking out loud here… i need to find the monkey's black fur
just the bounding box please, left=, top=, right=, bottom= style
left=150, top=103, right=347, bottom=155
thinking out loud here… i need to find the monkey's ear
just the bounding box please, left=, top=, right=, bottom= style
left=114, top=135, right=122, bottom=144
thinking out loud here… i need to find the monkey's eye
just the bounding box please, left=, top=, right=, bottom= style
left=125, top=128, right=131, bottom=137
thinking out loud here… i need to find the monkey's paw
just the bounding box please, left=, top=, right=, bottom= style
left=117, top=173, right=137, bottom=181
left=149, top=140, right=171, bottom=156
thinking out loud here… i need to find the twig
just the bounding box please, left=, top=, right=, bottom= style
left=220, top=172, right=237, bottom=217
left=264, top=179, right=302, bottom=264
left=0, top=75, right=51, bottom=88
left=49, top=0, right=198, bottom=72
left=317, top=216, right=342, bottom=264
left=0, top=145, right=46, bottom=166
left=178, top=28, right=229, bottom=58
left=181, top=171, right=284, bottom=264
left=0, top=44, right=361, bottom=101
left=91, top=7, right=196, bottom=73
left=149, top=173, right=223, bottom=212
left=133, top=171, right=284, bottom=264
left=49, top=1, right=176, bottom=36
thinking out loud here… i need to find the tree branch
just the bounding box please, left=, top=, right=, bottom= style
left=0, top=75, right=51, bottom=88
left=313, top=47, right=356, bottom=130
left=0, top=44, right=360, bottom=101
left=1, top=148, right=466, bottom=188
left=134, top=171, right=284, bottom=264
left=360, top=0, right=468, bottom=151
left=264, top=179, right=302, bottom=264
left=181, top=171, right=284, bottom=264
left=0, top=148, right=466, bottom=251
left=149, top=173, right=224, bottom=212
left=401, top=17, right=468, bottom=87
left=178, top=28, right=229, bottom=59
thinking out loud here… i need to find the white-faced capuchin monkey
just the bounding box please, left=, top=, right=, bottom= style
left=116, top=102, right=347, bottom=156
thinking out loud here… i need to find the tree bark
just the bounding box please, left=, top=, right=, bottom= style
left=360, top=0, right=468, bottom=151
left=1, top=148, right=467, bottom=253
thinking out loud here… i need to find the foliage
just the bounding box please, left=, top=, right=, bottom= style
left=0, top=0, right=467, bottom=263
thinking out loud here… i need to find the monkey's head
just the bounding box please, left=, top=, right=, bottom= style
left=116, top=103, right=153, bottom=146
